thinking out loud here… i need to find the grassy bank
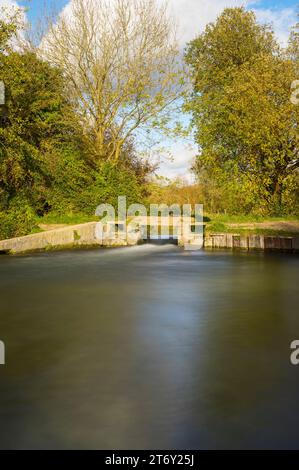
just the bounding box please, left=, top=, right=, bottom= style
left=204, top=214, right=299, bottom=237
left=32, top=212, right=299, bottom=238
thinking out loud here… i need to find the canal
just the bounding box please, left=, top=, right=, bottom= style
left=0, top=245, right=298, bottom=449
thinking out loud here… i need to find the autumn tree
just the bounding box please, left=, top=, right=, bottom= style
left=0, top=7, right=87, bottom=237
left=185, top=7, right=299, bottom=214
left=41, top=0, right=183, bottom=164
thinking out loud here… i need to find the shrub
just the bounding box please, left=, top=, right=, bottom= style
left=0, top=197, right=37, bottom=240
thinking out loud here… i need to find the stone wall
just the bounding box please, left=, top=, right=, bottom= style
left=1, top=225, right=299, bottom=255
left=0, top=222, right=129, bottom=255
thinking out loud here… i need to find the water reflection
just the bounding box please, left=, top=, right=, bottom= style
left=0, top=247, right=298, bottom=449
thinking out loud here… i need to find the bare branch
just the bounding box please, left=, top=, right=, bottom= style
left=40, top=0, right=184, bottom=162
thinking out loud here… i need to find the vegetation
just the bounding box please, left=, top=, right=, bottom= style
left=204, top=213, right=299, bottom=236
left=0, top=4, right=298, bottom=241
left=0, top=5, right=156, bottom=239
left=185, top=8, right=299, bottom=216
left=42, top=0, right=183, bottom=163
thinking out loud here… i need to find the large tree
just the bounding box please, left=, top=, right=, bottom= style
left=185, top=7, right=299, bottom=214
left=0, top=7, right=87, bottom=237
left=0, top=7, right=156, bottom=238
left=41, top=0, right=183, bottom=163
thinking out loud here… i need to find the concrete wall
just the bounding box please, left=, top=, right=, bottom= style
left=204, top=233, right=299, bottom=253
left=1, top=225, right=299, bottom=255
left=0, top=222, right=129, bottom=255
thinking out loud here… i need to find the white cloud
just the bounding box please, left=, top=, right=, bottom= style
left=0, top=0, right=27, bottom=28
left=0, top=0, right=20, bottom=12
left=158, top=142, right=197, bottom=183
left=58, top=0, right=257, bottom=47
left=160, top=1, right=297, bottom=48
left=0, top=0, right=27, bottom=49
left=160, top=0, right=256, bottom=47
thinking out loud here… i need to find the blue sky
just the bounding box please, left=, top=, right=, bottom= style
left=19, top=0, right=298, bottom=23
left=257, top=0, right=296, bottom=8
left=19, top=0, right=298, bottom=40
left=5, top=0, right=299, bottom=179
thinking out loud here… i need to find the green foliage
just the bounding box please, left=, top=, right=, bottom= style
left=44, top=150, right=146, bottom=216
left=42, top=145, right=94, bottom=214
left=0, top=12, right=152, bottom=240
left=77, top=162, right=144, bottom=215
left=39, top=213, right=97, bottom=225
left=0, top=49, right=82, bottom=213
left=186, top=7, right=299, bottom=215
left=0, top=196, right=37, bottom=239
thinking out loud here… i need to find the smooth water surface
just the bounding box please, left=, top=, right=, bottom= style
left=0, top=245, right=299, bottom=449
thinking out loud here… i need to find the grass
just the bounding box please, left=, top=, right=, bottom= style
left=206, top=226, right=299, bottom=237
left=34, top=211, right=299, bottom=238
left=237, top=228, right=299, bottom=237
left=36, top=212, right=99, bottom=226
left=29, top=226, right=44, bottom=235
left=204, top=213, right=299, bottom=236
left=205, top=213, right=299, bottom=224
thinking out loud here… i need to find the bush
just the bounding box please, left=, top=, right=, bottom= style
left=76, top=162, right=144, bottom=215
left=0, top=197, right=37, bottom=240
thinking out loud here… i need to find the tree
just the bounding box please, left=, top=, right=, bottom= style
left=148, top=177, right=203, bottom=207
left=185, top=7, right=299, bottom=214
left=0, top=6, right=156, bottom=239
left=41, top=0, right=183, bottom=163
left=0, top=10, right=86, bottom=237
left=185, top=7, right=277, bottom=89
left=0, top=50, right=81, bottom=205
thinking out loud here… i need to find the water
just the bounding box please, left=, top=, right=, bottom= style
left=0, top=245, right=299, bottom=449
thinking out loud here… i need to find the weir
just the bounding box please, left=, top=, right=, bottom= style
left=143, top=237, right=179, bottom=246
left=0, top=222, right=298, bottom=255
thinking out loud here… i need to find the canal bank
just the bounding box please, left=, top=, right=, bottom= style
left=0, top=221, right=299, bottom=254
left=204, top=233, right=299, bottom=253
left=0, top=222, right=129, bottom=255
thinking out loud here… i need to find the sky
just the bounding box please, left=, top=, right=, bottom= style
left=1, top=0, right=298, bottom=181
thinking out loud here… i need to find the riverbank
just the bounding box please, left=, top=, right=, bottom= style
left=1, top=220, right=299, bottom=255
left=0, top=222, right=130, bottom=255
left=204, top=233, right=299, bottom=252
left=205, top=214, right=299, bottom=237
